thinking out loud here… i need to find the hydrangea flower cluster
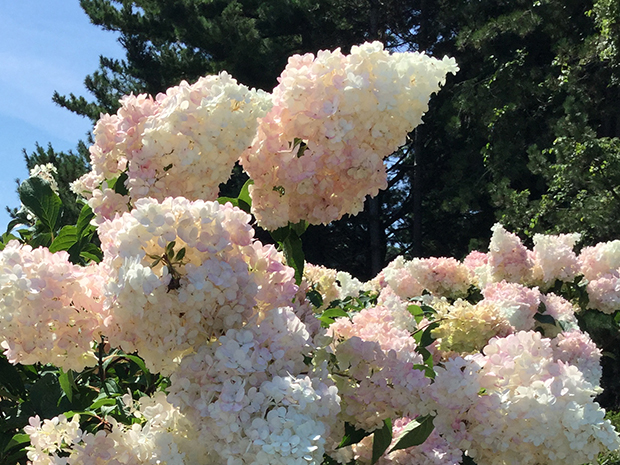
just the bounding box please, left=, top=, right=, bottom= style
left=98, top=197, right=298, bottom=375
left=25, top=392, right=193, bottom=465
left=0, top=241, right=105, bottom=371
left=8, top=40, right=620, bottom=465
left=72, top=73, right=271, bottom=224
left=29, top=163, right=59, bottom=194
left=328, top=305, right=432, bottom=432
left=242, top=41, right=458, bottom=229
left=167, top=307, right=340, bottom=465
left=377, top=256, right=472, bottom=300
left=431, top=332, right=620, bottom=465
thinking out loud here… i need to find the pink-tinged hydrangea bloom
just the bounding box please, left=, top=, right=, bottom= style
left=25, top=392, right=194, bottom=465
left=379, top=256, right=472, bottom=300
left=167, top=307, right=340, bottom=465
left=72, top=73, right=271, bottom=224
left=328, top=305, right=432, bottom=432
left=531, top=232, right=581, bottom=287
left=552, top=330, right=603, bottom=386
left=462, top=250, right=489, bottom=288
left=98, top=197, right=297, bottom=374
left=487, top=223, right=534, bottom=284
left=242, top=41, right=458, bottom=229
left=579, top=240, right=620, bottom=281
left=0, top=241, right=106, bottom=371
left=431, top=332, right=619, bottom=465
left=586, top=274, right=620, bottom=314
left=481, top=281, right=541, bottom=331
left=350, top=417, right=463, bottom=465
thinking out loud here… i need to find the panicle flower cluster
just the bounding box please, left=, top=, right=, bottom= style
left=25, top=392, right=191, bottom=465
left=0, top=241, right=105, bottom=371
left=328, top=305, right=432, bottom=432
left=481, top=281, right=541, bottom=331
left=486, top=223, right=534, bottom=284
left=578, top=240, right=620, bottom=313
left=98, top=197, right=297, bottom=374
left=29, top=163, right=60, bottom=194
left=431, top=331, right=620, bottom=465
left=167, top=307, right=340, bottom=465
left=242, top=41, right=458, bottom=229
left=72, top=73, right=271, bottom=224
left=531, top=232, right=581, bottom=287
left=378, top=256, right=472, bottom=300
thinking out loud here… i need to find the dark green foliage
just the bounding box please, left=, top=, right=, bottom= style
left=419, top=0, right=620, bottom=251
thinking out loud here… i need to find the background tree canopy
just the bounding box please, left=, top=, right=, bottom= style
left=9, top=0, right=620, bottom=280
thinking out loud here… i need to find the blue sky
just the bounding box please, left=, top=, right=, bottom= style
left=0, top=2, right=124, bottom=230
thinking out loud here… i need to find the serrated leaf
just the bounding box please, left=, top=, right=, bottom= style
left=17, top=177, right=62, bottom=232
left=49, top=225, right=78, bottom=253
left=338, top=422, right=372, bottom=448
left=371, top=419, right=392, bottom=464
left=389, top=415, right=434, bottom=452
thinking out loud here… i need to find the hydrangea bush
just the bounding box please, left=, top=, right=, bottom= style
left=1, top=41, right=620, bottom=465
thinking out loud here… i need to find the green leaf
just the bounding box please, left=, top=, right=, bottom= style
left=338, top=422, right=372, bottom=448
left=49, top=225, right=78, bottom=253
left=80, top=243, right=103, bottom=263
left=58, top=369, right=74, bottom=403
left=76, top=204, right=95, bottom=237
left=371, top=419, right=392, bottom=464
left=109, top=171, right=129, bottom=196
left=175, top=247, right=186, bottom=261
left=3, top=433, right=30, bottom=453
left=217, top=196, right=239, bottom=207
left=389, top=415, right=434, bottom=452
left=281, top=231, right=305, bottom=285
left=534, top=312, right=556, bottom=326
left=407, top=304, right=424, bottom=323
left=17, top=177, right=62, bottom=233
left=238, top=179, right=253, bottom=207
left=321, top=308, right=349, bottom=319
left=307, top=289, right=324, bottom=308
left=122, top=354, right=150, bottom=375
left=29, top=231, right=53, bottom=248
left=415, top=322, right=440, bottom=348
